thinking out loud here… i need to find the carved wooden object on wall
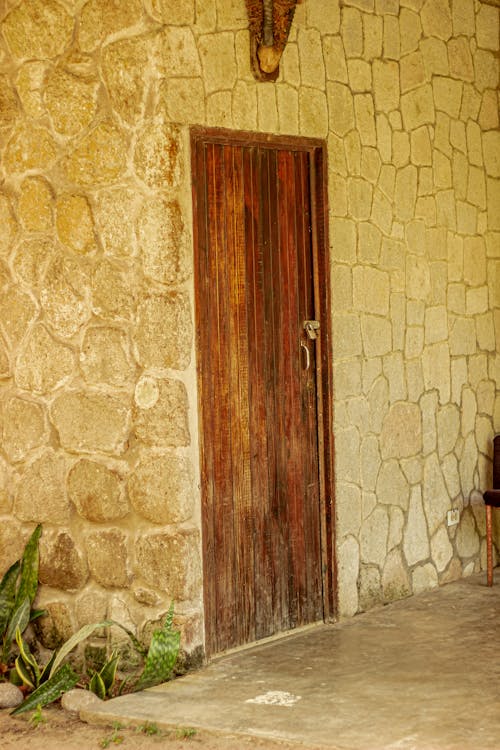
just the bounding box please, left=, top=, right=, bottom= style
left=245, top=0, right=299, bottom=81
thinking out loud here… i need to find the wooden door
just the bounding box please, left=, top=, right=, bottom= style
left=192, top=129, right=334, bottom=657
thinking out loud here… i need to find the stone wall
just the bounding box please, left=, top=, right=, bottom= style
left=0, top=0, right=498, bottom=657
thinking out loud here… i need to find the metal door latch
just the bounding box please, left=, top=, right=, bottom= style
left=303, top=320, right=320, bottom=340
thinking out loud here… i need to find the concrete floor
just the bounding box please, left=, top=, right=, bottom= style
left=81, top=575, right=500, bottom=749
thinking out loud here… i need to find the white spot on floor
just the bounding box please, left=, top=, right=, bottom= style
left=245, top=691, right=302, bottom=707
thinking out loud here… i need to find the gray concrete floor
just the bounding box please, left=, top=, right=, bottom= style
left=81, top=575, right=500, bottom=749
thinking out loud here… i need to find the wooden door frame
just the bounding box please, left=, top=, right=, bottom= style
left=190, top=126, right=336, bottom=656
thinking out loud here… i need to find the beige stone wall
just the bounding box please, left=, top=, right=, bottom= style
left=0, top=0, right=498, bottom=651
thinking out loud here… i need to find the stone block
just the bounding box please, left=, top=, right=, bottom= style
left=299, top=88, right=328, bottom=137
left=400, top=8, right=422, bottom=55
left=382, top=548, right=411, bottom=603
left=467, top=166, right=486, bottom=210
left=156, top=26, right=201, bottom=79
left=56, top=194, right=96, bottom=255
left=406, top=255, right=430, bottom=301
left=363, top=13, right=383, bottom=61
left=1, top=396, right=47, bottom=462
left=79, top=0, right=143, bottom=51
left=332, top=314, right=362, bottom=359
left=85, top=530, right=130, bottom=589
left=39, top=531, right=89, bottom=591
left=376, top=459, right=410, bottom=510
left=423, top=453, right=450, bottom=536
left=0, top=73, right=19, bottom=127
left=330, top=265, right=352, bottom=311
left=137, top=197, right=189, bottom=287
left=353, top=266, right=389, bottom=315
left=334, top=426, right=360, bottom=484
left=135, top=530, right=201, bottom=600
left=354, top=94, right=376, bottom=146
left=4, top=124, right=57, bottom=174
left=2, top=0, right=73, bottom=59
left=16, top=324, right=74, bottom=393
left=372, top=60, right=399, bottom=112
left=35, top=602, right=73, bottom=650
left=51, top=391, right=130, bottom=454
left=0, top=520, right=26, bottom=574
left=463, top=237, right=486, bottom=286
left=479, top=90, right=499, bottom=131
left=403, top=486, right=430, bottom=566
left=135, top=292, right=192, bottom=371
left=298, top=28, right=324, bottom=88
left=456, top=507, right=480, bottom=558
left=347, top=178, right=372, bottom=221
left=102, top=36, right=151, bottom=125
left=448, top=36, right=474, bottom=82
left=134, top=378, right=190, bottom=447
left=476, top=312, right=496, bottom=352
left=394, top=164, right=417, bottom=221
left=161, top=78, right=206, bottom=124
left=327, top=82, right=355, bottom=137
left=368, top=376, right=389, bottom=434
left=198, top=32, right=237, bottom=95
left=381, top=402, right=422, bottom=459
left=405, top=327, right=424, bottom=359
left=45, top=65, right=98, bottom=136
left=68, top=459, right=128, bottom=522
left=14, top=450, right=69, bottom=523
left=412, top=563, right=438, bottom=593
left=360, top=506, right=389, bottom=567
left=361, top=147, right=381, bottom=184
left=348, top=60, right=371, bottom=92
left=421, top=0, right=452, bottom=40
left=0, top=193, right=17, bottom=256
left=277, top=85, right=299, bottom=134
left=360, top=436, right=381, bottom=492
left=436, top=404, right=460, bottom=459
left=341, top=7, right=363, bottom=58
left=323, top=36, right=348, bottom=82
left=420, top=37, right=449, bottom=79
left=400, top=51, right=425, bottom=93
left=383, top=14, right=400, bottom=60
left=307, top=0, right=340, bottom=33
left=91, top=260, right=136, bottom=322
left=424, top=305, right=447, bottom=345
left=422, top=341, right=451, bottom=403
left=337, top=536, right=360, bottom=617
left=433, top=76, right=463, bottom=119
left=64, top=121, right=128, bottom=186
left=358, top=565, right=381, bottom=611
left=80, top=327, right=135, bottom=387
left=128, top=452, right=194, bottom=525
left=14, top=61, right=46, bottom=118
left=487, top=179, right=500, bottom=231
left=134, top=121, right=182, bottom=189
left=41, top=256, right=90, bottom=338
left=401, top=84, right=435, bottom=130
left=146, top=0, right=195, bottom=24
left=358, top=222, right=381, bottom=263
left=93, top=187, right=138, bottom=259
left=474, top=49, right=499, bottom=93
left=335, top=483, right=362, bottom=539
left=333, top=359, right=361, bottom=399
left=483, top=132, right=500, bottom=179
left=361, top=315, right=392, bottom=357
left=329, top=173, right=348, bottom=217
left=18, top=177, right=53, bottom=232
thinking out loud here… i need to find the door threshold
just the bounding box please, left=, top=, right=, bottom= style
left=209, top=620, right=327, bottom=662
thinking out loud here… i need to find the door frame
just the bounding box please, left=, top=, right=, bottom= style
left=190, top=126, right=336, bottom=656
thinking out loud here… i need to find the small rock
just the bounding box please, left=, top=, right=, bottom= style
left=61, top=688, right=104, bottom=715
left=0, top=682, right=24, bottom=708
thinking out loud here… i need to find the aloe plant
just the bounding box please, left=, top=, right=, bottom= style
left=134, top=602, right=180, bottom=691
left=89, top=651, right=120, bottom=699
left=1, top=525, right=44, bottom=672
left=11, top=663, right=79, bottom=715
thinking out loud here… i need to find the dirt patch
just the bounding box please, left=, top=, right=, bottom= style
left=0, top=704, right=308, bottom=750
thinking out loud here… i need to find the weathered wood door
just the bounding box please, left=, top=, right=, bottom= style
left=192, top=129, right=333, bottom=657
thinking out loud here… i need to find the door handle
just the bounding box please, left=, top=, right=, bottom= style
left=300, top=341, right=310, bottom=371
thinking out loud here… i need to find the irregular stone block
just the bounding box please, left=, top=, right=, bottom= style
left=34, top=601, right=74, bottom=649
left=353, top=266, right=389, bottom=315
left=327, top=82, right=355, bottom=136
left=0, top=73, right=19, bottom=127
left=63, top=121, right=128, bottom=186
left=41, top=256, right=90, bottom=338
left=128, top=452, right=194, bottom=525
left=401, top=84, right=435, bottom=130
left=412, top=562, right=438, bottom=594
left=4, top=124, right=57, bottom=174
left=0, top=332, right=10, bottom=379
left=431, top=525, right=454, bottom=573
left=358, top=565, right=381, bottom=610
left=135, top=292, right=192, bottom=370
left=298, top=87, right=328, bottom=138
left=368, top=376, right=389, bottom=434
left=16, top=323, right=75, bottom=393
left=381, top=402, right=422, bottom=459
left=93, top=187, right=139, bottom=258
left=68, top=459, right=128, bottom=522
left=146, top=0, right=195, bottom=24
left=56, top=194, right=96, bottom=254
left=80, top=326, right=135, bottom=387
left=395, top=164, right=417, bottom=221
left=474, top=49, right=499, bottom=93
left=361, top=315, right=392, bottom=357
left=382, top=548, right=411, bottom=603
left=1, top=396, right=47, bottom=462
left=85, top=529, right=130, bottom=588
left=341, top=7, right=363, bottom=58
left=0, top=192, right=17, bottom=256
left=18, top=177, right=53, bottom=232
left=335, top=482, right=362, bottom=539
left=332, top=314, right=362, bottom=359
left=336, top=536, right=360, bottom=617
left=14, top=61, right=46, bottom=118
left=2, top=0, right=73, bottom=59
left=39, top=531, right=89, bottom=591
left=347, top=177, right=372, bottom=221
left=51, top=391, right=130, bottom=454
left=299, top=28, right=325, bottom=89
left=14, top=450, right=69, bottom=523
left=0, top=519, right=26, bottom=574
left=324, top=36, right=348, bottom=82
left=403, top=486, right=430, bottom=566
left=198, top=32, right=237, bottom=95
left=372, top=60, right=399, bottom=112
left=135, top=529, right=201, bottom=600
left=448, top=37, right=474, bottom=82
left=335, top=426, right=360, bottom=484
left=456, top=507, right=480, bottom=558
left=423, top=453, right=450, bottom=536
left=75, top=590, right=108, bottom=627
left=91, top=260, right=137, bottom=322
left=79, top=0, right=143, bottom=52
left=160, top=77, right=206, bottom=125
left=134, top=121, right=182, bottom=189
left=134, top=378, right=190, bottom=447
left=483, top=131, right=500, bottom=179
left=421, top=0, right=452, bottom=40
left=137, top=197, right=189, bottom=286
left=376, top=459, right=409, bottom=510
left=45, top=64, right=98, bottom=136
left=420, top=37, right=448, bottom=79
left=360, top=506, right=389, bottom=567
left=0, top=286, right=37, bottom=347
left=102, top=36, right=152, bottom=125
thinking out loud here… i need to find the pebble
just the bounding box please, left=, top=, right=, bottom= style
left=61, top=688, right=104, bottom=715
left=0, top=683, right=24, bottom=708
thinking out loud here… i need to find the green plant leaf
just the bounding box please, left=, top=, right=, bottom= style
left=15, top=525, right=42, bottom=609
left=100, top=652, right=120, bottom=694
left=29, top=608, right=47, bottom=623
left=89, top=670, right=106, bottom=700
left=5, top=597, right=30, bottom=647
left=15, top=627, right=41, bottom=686
left=11, top=663, right=79, bottom=715
left=14, top=654, right=36, bottom=689
left=164, top=601, right=174, bottom=631
left=135, top=629, right=180, bottom=692
left=108, top=622, right=147, bottom=658
left=49, top=621, right=113, bottom=678
left=39, top=651, right=57, bottom=685
left=0, top=561, right=20, bottom=635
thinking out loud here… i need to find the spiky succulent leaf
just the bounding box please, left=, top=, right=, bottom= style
left=29, top=609, right=47, bottom=623
left=14, top=654, right=36, bottom=689
left=164, top=601, right=175, bottom=631
left=5, top=597, right=30, bottom=647
left=15, top=627, right=41, bottom=685
left=89, top=670, right=106, bottom=700
left=11, top=663, right=79, bottom=715
left=39, top=651, right=57, bottom=685
left=15, top=525, right=42, bottom=609
left=49, top=620, right=113, bottom=678
left=0, top=561, right=20, bottom=635
left=100, top=652, right=119, bottom=694
left=135, top=629, right=180, bottom=691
